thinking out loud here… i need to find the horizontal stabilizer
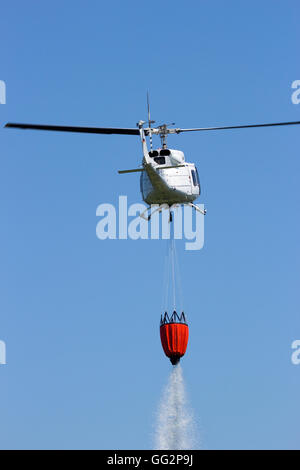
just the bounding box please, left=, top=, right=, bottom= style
left=156, top=164, right=185, bottom=170
left=118, top=168, right=144, bottom=174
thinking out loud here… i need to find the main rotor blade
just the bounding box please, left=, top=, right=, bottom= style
left=177, top=121, right=300, bottom=133
left=5, top=123, right=140, bottom=135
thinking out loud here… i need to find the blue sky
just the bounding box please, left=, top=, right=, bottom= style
left=0, top=0, right=299, bottom=449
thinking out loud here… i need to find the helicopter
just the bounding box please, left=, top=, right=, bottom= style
left=4, top=98, right=300, bottom=222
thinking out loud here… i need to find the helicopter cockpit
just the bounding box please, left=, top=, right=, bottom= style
left=149, top=149, right=170, bottom=165
left=148, top=148, right=185, bottom=167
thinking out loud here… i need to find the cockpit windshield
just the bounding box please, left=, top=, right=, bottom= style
left=153, top=156, right=166, bottom=165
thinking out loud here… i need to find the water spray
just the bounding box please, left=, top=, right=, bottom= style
left=154, top=364, right=198, bottom=450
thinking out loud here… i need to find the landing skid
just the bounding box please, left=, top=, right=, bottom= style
left=140, top=203, right=170, bottom=222
left=187, top=202, right=207, bottom=215
left=140, top=203, right=203, bottom=223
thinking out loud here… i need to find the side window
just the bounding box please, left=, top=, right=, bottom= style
left=191, top=169, right=197, bottom=186
left=195, top=167, right=200, bottom=186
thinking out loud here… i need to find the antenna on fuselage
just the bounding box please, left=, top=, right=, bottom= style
left=147, top=91, right=155, bottom=151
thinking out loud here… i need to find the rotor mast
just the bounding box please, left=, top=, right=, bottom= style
left=145, top=123, right=177, bottom=149
left=158, top=124, right=168, bottom=149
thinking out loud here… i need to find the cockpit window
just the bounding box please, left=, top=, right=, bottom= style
left=154, top=156, right=166, bottom=165
left=149, top=149, right=170, bottom=160
left=160, top=149, right=171, bottom=157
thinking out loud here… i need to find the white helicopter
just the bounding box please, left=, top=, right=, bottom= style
left=5, top=98, right=300, bottom=222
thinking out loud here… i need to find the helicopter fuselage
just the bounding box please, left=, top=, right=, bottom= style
left=136, top=121, right=201, bottom=209
left=140, top=148, right=200, bottom=206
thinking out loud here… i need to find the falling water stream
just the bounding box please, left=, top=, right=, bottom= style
left=154, top=364, right=198, bottom=450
